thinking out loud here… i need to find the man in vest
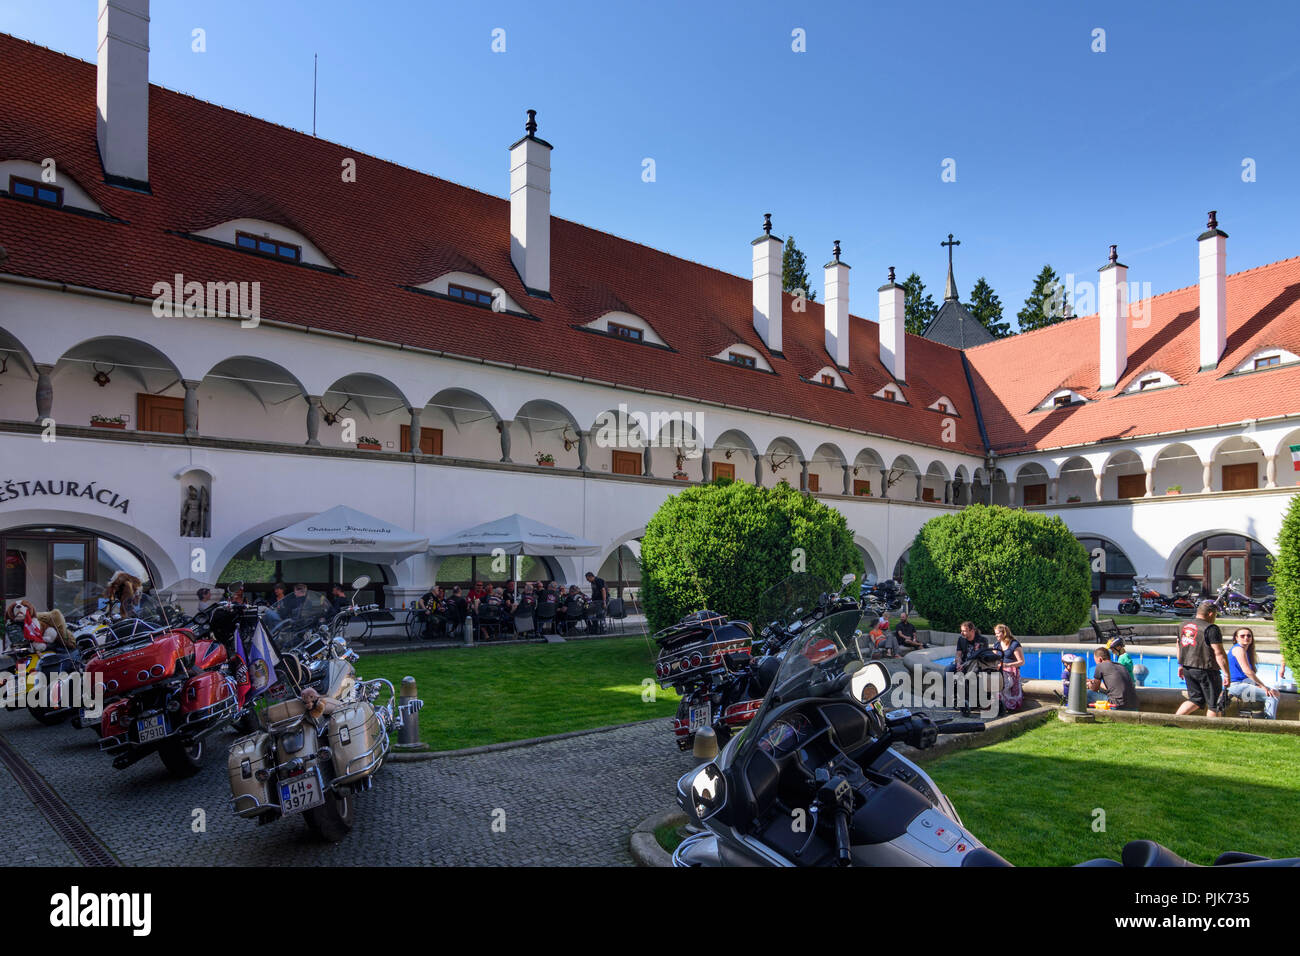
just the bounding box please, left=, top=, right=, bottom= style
left=1175, top=601, right=1232, bottom=718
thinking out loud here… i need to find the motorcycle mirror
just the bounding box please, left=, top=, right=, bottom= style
left=851, top=660, right=891, bottom=705
left=351, top=575, right=371, bottom=591
left=689, top=761, right=726, bottom=820
left=841, top=573, right=856, bottom=586
left=693, top=726, right=719, bottom=761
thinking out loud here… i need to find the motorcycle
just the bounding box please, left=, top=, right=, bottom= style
left=226, top=577, right=413, bottom=842
left=1211, top=578, right=1274, bottom=619
left=2, top=598, right=116, bottom=726
left=85, top=589, right=240, bottom=778
left=654, top=572, right=859, bottom=753
left=1116, top=576, right=1196, bottom=617
left=861, top=578, right=908, bottom=616
left=672, top=609, right=1299, bottom=867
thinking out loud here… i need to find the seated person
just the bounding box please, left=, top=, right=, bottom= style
left=894, top=611, right=926, bottom=649
left=946, top=621, right=988, bottom=673
left=1087, top=646, right=1137, bottom=711
left=1225, top=627, right=1279, bottom=720
left=869, top=616, right=901, bottom=657
left=1106, top=637, right=1148, bottom=686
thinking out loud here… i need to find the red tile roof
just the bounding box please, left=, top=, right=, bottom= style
left=3, top=35, right=1298, bottom=460
left=964, top=255, right=1300, bottom=453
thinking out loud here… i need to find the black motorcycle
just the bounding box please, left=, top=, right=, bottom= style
left=674, top=609, right=1300, bottom=868
left=653, top=572, right=860, bottom=752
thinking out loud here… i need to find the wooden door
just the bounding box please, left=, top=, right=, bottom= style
left=806, top=473, right=820, bottom=493
left=1116, top=474, right=1146, bottom=499
left=711, top=462, right=735, bottom=481
left=137, top=394, right=185, bottom=434
left=400, top=425, right=443, bottom=455
left=1023, top=483, right=1047, bottom=506
left=1222, top=463, right=1258, bottom=491
left=921, top=487, right=936, bottom=502
left=612, top=451, right=642, bottom=476
left=853, top=480, right=871, bottom=496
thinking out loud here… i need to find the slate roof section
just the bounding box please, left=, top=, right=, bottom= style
left=923, top=298, right=999, bottom=350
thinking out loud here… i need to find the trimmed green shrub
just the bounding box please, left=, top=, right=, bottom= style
left=1268, top=492, right=1300, bottom=676
left=904, top=504, right=1091, bottom=636
left=640, top=481, right=861, bottom=633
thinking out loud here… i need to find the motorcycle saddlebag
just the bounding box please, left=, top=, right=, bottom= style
left=327, top=701, right=386, bottom=785
left=228, top=731, right=277, bottom=818
left=179, top=670, right=234, bottom=719
left=653, top=616, right=753, bottom=691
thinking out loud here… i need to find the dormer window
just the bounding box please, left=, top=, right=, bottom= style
left=874, top=383, right=905, bottom=403
left=1121, top=370, right=1177, bottom=395
left=730, top=352, right=756, bottom=369
left=928, top=396, right=957, bottom=414
left=235, top=231, right=301, bottom=262
left=1039, top=387, right=1087, bottom=410
left=1233, top=348, right=1299, bottom=374
left=820, top=374, right=834, bottom=385
left=448, top=283, right=495, bottom=307
left=609, top=322, right=644, bottom=342
left=9, top=175, right=62, bottom=208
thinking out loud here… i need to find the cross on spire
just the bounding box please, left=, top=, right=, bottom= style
left=941, top=233, right=961, bottom=301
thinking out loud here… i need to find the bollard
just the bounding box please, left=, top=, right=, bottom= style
left=392, top=675, right=428, bottom=752
left=462, top=615, right=474, bottom=646
left=1061, top=655, right=1095, bottom=723
left=693, top=726, right=719, bottom=761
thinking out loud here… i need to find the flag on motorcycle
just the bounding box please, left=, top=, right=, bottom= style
left=1291, top=444, right=1300, bottom=471
left=243, top=620, right=279, bottom=694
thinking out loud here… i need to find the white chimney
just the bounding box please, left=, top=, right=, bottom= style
left=509, top=109, right=552, bottom=295
left=877, top=267, right=906, bottom=382
left=96, top=0, right=151, bottom=187
left=1198, top=210, right=1228, bottom=370
left=752, top=213, right=783, bottom=352
left=824, top=240, right=850, bottom=368
left=1098, top=244, right=1128, bottom=389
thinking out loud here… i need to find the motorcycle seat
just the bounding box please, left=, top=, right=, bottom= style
left=1121, top=840, right=1191, bottom=867
left=263, top=697, right=306, bottom=728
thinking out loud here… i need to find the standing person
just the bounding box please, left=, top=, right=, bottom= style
left=1225, top=627, right=1280, bottom=720
left=993, top=624, right=1024, bottom=713
left=1087, top=646, right=1137, bottom=711
left=895, top=611, right=926, bottom=650
left=1175, top=601, right=1232, bottom=717
left=195, top=588, right=213, bottom=612
left=585, top=571, right=607, bottom=633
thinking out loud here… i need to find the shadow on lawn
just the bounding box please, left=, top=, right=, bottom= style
left=928, top=747, right=1300, bottom=866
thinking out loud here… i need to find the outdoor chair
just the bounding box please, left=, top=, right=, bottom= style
left=605, top=597, right=626, bottom=634
left=535, top=601, right=557, bottom=635
left=478, top=605, right=504, bottom=642
left=562, top=596, right=586, bottom=635
left=513, top=608, right=537, bottom=640
left=585, top=600, right=605, bottom=634
left=1091, top=618, right=1135, bottom=645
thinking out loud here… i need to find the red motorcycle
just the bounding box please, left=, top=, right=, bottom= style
left=86, top=594, right=239, bottom=778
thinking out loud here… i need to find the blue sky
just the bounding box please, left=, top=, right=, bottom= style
left=6, top=0, right=1299, bottom=320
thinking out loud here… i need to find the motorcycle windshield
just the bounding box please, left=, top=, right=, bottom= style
left=757, top=572, right=832, bottom=631
left=267, top=590, right=333, bottom=637
left=732, top=609, right=867, bottom=763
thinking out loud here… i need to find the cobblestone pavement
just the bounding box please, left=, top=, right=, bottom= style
left=0, top=708, right=695, bottom=866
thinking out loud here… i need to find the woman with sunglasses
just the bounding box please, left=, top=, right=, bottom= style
left=1226, top=627, right=1280, bottom=720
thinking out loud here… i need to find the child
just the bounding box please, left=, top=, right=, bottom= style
left=1107, top=637, right=1148, bottom=686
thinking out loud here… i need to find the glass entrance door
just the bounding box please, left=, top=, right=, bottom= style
left=51, top=540, right=91, bottom=614
left=1203, top=550, right=1249, bottom=597
left=0, top=533, right=95, bottom=613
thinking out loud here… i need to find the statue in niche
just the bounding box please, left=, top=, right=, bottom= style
left=181, top=485, right=210, bottom=537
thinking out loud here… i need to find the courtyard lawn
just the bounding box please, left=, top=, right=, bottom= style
left=925, top=720, right=1300, bottom=866
left=358, top=636, right=679, bottom=751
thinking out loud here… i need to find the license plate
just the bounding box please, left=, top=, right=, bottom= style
left=136, top=714, right=168, bottom=743
left=688, top=702, right=711, bottom=733
left=280, top=770, right=325, bottom=815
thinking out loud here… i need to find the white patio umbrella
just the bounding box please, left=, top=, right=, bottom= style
left=259, top=505, right=429, bottom=565
left=427, top=513, right=600, bottom=557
